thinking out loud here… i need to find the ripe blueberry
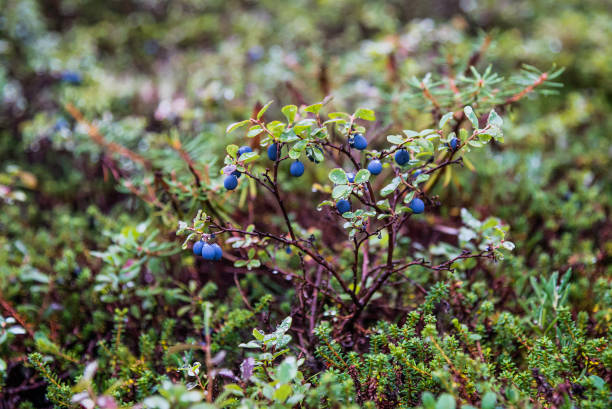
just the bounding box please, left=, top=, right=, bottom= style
left=290, top=160, right=305, bottom=177
left=232, top=170, right=242, bottom=178
left=201, top=243, right=216, bottom=260
left=449, top=137, right=459, bottom=151
left=267, top=143, right=279, bottom=161
left=394, top=149, right=410, bottom=166
left=237, top=145, right=252, bottom=157
left=346, top=172, right=355, bottom=183
left=409, top=198, right=425, bottom=214
left=193, top=241, right=204, bottom=256
left=367, top=160, right=382, bottom=175
left=211, top=243, right=223, bottom=261
left=351, top=133, right=368, bottom=150
left=54, top=118, right=69, bottom=131
left=413, top=170, right=422, bottom=178
left=224, top=175, right=238, bottom=190
left=336, top=199, right=351, bottom=214
left=60, top=71, right=82, bottom=85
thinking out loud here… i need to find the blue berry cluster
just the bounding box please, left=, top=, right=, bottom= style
left=193, top=241, right=223, bottom=261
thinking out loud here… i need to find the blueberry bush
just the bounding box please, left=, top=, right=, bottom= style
left=0, top=1, right=610, bottom=408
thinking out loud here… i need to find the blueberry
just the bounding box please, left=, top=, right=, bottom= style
left=367, top=160, right=382, bottom=175
left=267, top=143, right=279, bottom=161
left=232, top=170, right=242, bottom=178
left=290, top=160, right=305, bottom=177
left=247, top=46, right=264, bottom=62
left=351, top=133, right=368, bottom=150
left=394, top=149, right=410, bottom=166
left=54, top=118, right=69, bottom=131
left=193, top=241, right=204, bottom=256
left=224, top=175, right=238, bottom=190
left=336, top=199, right=351, bottom=214
left=237, top=146, right=253, bottom=157
left=449, top=137, right=459, bottom=151
left=346, top=172, right=355, bottom=183
left=409, top=198, right=425, bottom=214
left=286, top=247, right=292, bottom=254
left=60, top=71, right=82, bottom=85
left=413, top=170, right=422, bottom=178
left=201, top=243, right=216, bottom=260
left=211, top=243, right=223, bottom=261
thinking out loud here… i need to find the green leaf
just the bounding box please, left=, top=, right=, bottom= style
left=487, top=109, right=502, bottom=127
left=329, top=168, right=348, bottom=184
left=252, top=329, right=264, bottom=341
left=247, top=125, right=263, bottom=138
left=239, top=152, right=259, bottom=163
left=502, top=241, right=515, bottom=251
left=439, top=112, right=454, bottom=128
left=257, top=100, right=274, bottom=120
left=380, top=177, right=401, bottom=197
left=224, top=384, right=244, bottom=397
left=354, top=108, right=376, bottom=121
left=316, top=200, right=333, bottom=210
left=277, top=317, right=292, bottom=333
left=422, top=392, right=435, bottom=409
left=247, top=259, right=260, bottom=269
left=281, top=105, right=298, bottom=123
left=332, top=184, right=351, bottom=200
left=274, top=384, right=292, bottom=402
left=387, top=134, right=405, bottom=145
left=226, top=120, right=250, bottom=134
left=403, top=129, right=419, bottom=138
left=376, top=199, right=390, bottom=211
left=589, top=375, right=605, bottom=389
left=463, top=106, right=479, bottom=129
left=403, top=190, right=416, bottom=203
left=280, top=128, right=299, bottom=143
left=481, top=392, right=497, bottom=409
left=435, top=393, right=456, bottom=409
left=354, top=169, right=370, bottom=184
left=277, top=357, right=298, bottom=384
left=226, top=144, right=239, bottom=158
left=313, top=147, right=324, bottom=162
left=304, top=103, right=323, bottom=115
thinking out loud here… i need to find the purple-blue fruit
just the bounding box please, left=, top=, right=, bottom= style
left=351, top=133, right=368, bottom=150
left=211, top=243, right=223, bottom=261
left=394, top=149, right=410, bottom=166
left=290, top=160, right=305, bottom=177
left=224, top=175, right=238, bottom=190
left=201, top=243, right=216, bottom=260
left=346, top=172, right=355, bottom=183
left=267, top=143, right=279, bottom=161
left=193, top=241, right=204, bottom=256
left=238, top=146, right=253, bottom=157
left=336, top=199, right=351, bottom=214
left=409, top=198, right=425, bottom=214
left=367, top=160, right=382, bottom=175
left=449, top=137, right=459, bottom=150
left=60, top=71, right=82, bottom=85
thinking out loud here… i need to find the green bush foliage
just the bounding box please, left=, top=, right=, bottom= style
left=0, top=1, right=610, bottom=408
